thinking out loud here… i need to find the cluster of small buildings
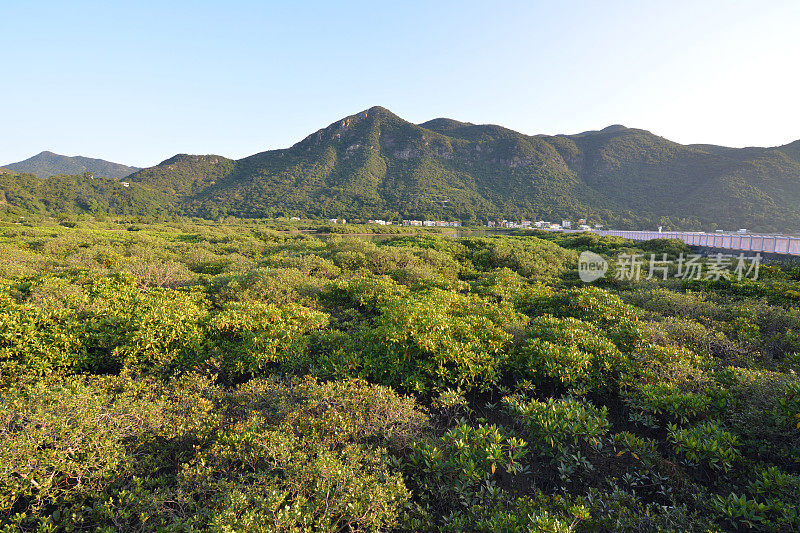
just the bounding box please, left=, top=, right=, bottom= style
left=292, top=217, right=464, bottom=227
left=402, top=220, right=462, bottom=227
left=487, top=218, right=593, bottom=231
left=488, top=220, right=527, bottom=229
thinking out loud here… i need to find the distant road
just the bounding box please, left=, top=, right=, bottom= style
left=564, top=229, right=800, bottom=256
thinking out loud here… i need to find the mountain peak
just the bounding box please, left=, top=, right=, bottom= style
left=570, top=124, right=652, bottom=138
left=290, top=106, right=412, bottom=151
left=365, top=105, right=392, bottom=115
left=600, top=124, right=629, bottom=133
left=348, top=105, right=403, bottom=124
left=157, top=153, right=232, bottom=166
left=419, top=117, right=473, bottom=133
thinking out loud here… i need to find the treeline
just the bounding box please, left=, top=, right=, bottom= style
left=0, top=168, right=688, bottom=229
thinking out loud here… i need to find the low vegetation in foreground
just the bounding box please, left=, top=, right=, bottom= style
left=1, top=219, right=799, bottom=532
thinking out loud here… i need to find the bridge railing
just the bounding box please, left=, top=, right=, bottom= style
left=588, top=229, right=800, bottom=256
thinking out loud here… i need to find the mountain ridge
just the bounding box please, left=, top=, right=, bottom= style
left=3, top=107, right=800, bottom=231
left=3, top=151, right=140, bottom=179
left=126, top=107, right=800, bottom=230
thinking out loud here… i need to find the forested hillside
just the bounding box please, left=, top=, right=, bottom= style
left=133, top=106, right=800, bottom=231
left=0, top=171, right=169, bottom=217
left=1, top=220, right=799, bottom=531
left=3, top=107, right=800, bottom=231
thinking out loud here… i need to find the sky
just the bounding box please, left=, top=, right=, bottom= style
left=2, top=0, right=799, bottom=168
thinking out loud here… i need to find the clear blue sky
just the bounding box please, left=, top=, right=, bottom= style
left=2, top=0, right=798, bottom=167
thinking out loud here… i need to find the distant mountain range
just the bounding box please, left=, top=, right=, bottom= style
left=2, top=151, right=139, bottom=179
left=2, top=107, right=799, bottom=231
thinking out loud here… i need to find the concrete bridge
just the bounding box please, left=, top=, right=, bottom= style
left=590, top=229, right=800, bottom=256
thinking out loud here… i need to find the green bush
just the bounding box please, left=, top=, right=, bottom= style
left=401, top=421, right=529, bottom=528
left=504, top=396, right=610, bottom=454
left=0, top=373, right=218, bottom=531
left=534, top=285, right=640, bottom=327
left=463, top=236, right=576, bottom=281
left=206, top=301, right=329, bottom=377
left=185, top=378, right=421, bottom=532
left=513, top=315, right=624, bottom=395
left=622, top=344, right=721, bottom=425
left=360, top=288, right=524, bottom=393
left=0, top=374, right=424, bottom=532
left=668, top=421, right=741, bottom=473
left=331, top=275, right=526, bottom=392
left=717, top=367, right=800, bottom=464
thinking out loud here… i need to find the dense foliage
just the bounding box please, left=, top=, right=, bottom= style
left=1, top=218, right=799, bottom=531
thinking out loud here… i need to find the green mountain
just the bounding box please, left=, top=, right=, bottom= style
left=3, top=107, right=800, bottom=231
left=3, top=151, right=140, bottom=179
left=128, top=154, right=235, bottom=197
